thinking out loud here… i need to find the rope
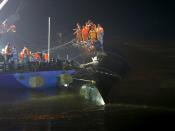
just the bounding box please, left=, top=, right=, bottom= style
left=73, top=78, right=95, bottom=83
left=95, top=68, right=122, bottom=79
left=41, top=39, right=75, bottom=52
left=105, top=50, right=129, bottom=65
left=70, top=53, right=85, bottom=61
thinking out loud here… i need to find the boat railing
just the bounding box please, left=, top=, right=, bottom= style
left=0, top=57, right=77, bottom=73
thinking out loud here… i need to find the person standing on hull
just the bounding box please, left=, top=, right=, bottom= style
left=82, top=24, right=90, bottom=45
left=73, top=23, right=82, bottom=44
left=89, top=24, right=97, bottom=51
left=96, top=24, right=104, bottom=51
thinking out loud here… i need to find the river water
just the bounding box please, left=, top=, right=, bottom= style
left=0, top=90, right=174, bottom=131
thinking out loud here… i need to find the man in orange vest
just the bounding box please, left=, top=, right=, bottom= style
left=89, top=26, right=97, bottom=45
left=82, top=25, right=89, bottom=43
left=34, top=52, right=41, bottom=62
left=44, top=53, right=48, bottom=62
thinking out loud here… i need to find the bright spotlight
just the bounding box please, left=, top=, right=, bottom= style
left=64, top=84, right=68, bottom=87
left=0, top=0, right=8, bottom=10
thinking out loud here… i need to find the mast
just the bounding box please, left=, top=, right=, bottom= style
left=48, top=17, right=51, bottom=63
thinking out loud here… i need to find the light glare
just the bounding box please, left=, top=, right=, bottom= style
left=0, top=0, right=8, bottom=10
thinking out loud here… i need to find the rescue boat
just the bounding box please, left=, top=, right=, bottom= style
left=0, top=49, right=129, bottom=103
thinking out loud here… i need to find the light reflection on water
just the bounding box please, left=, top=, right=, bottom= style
left=0, top=89, right=106, bottom=130
left=0, top=89, right=175, bottom=131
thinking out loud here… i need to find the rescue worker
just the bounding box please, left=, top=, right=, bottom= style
left=29, top=53, right=35, bottom=62
left=11, top=46, right=18, bottom=69
left=89, top=26, right=97, bottom=46
left=44, top=52, right=49, bottom=63
left=34, top=52, right=41, bottom=62
left=96, top=24, right=104, bottom=50
left=4, top=43, right=12, bottom=64
left=20, top=51, right=24, bottom=63
left=82, top=25, right=89, bottom=43
left=22, top=47, right=31, bottom=56
left=22, top=47, right=30, bottom=64
left=86, top=20, right=93, bottom=29
left=23, top=52, right=29, bottom=64
left=73, top=23, right=82, bottom=43
left=28, top=51, right=34, bottom=62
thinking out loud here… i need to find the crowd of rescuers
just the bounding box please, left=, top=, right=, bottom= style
left=73, top=20, right=104, bottom=51
left=1, top=43, right=49, bottom=64
left=0, top=43, right=72, bottom=72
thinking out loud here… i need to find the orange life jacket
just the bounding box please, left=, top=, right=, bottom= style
left=89, top=29, right=97, bottom=41
left=44, top=53, right=48, bottom=62
left=34, top=53, right=41, bottom=60
left=82, top=26, right=89, bottom=41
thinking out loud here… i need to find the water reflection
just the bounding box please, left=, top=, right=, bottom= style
left=0, top=89, right=175, bottom=131
left=0, top=103, right=175, bottom=131
left=0, top=91, right=105, bottom=131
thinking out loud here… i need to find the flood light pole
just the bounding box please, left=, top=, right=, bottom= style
left=48, top=17, right=51, bottom=63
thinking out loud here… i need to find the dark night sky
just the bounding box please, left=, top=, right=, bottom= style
left=1, top=0, right=175, bottom=49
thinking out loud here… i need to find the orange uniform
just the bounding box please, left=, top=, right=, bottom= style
left=44, top=53, right=48, bottom=62
left=89, top=29, right=97, bottom=44
left=82, top=26, right=89, bottom=42
left=34, top=53, right=41, bottom=60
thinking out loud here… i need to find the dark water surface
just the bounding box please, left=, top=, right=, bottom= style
left=0, top=90, right=174, bottom=131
